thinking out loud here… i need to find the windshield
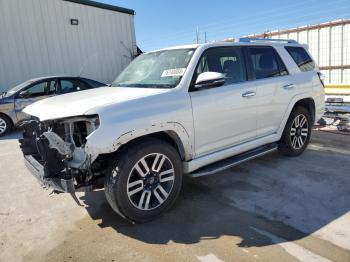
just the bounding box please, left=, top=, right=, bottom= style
left=112, top=48, right=195, bottom=88
left=2, top=80, right=33, bottom=98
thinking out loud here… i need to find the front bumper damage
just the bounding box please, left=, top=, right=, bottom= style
left=24, top=155, right=75, bottom=193
left=19, top=117, right=104, bottom=200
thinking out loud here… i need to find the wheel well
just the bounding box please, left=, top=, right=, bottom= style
left=293, top=98, right=315, bottom=123
left=93, top=131, right=186, bottom=166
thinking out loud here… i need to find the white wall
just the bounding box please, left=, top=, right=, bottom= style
left=0, top=0, right=137, bottom=92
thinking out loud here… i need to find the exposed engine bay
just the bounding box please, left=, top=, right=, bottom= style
left=19, top=115, right=106, bottom=194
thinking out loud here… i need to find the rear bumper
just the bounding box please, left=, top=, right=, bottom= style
left=24, top=155, right=75, bottom=193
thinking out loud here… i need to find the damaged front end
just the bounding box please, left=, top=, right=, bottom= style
left=19, top=115, right=105, bottom=196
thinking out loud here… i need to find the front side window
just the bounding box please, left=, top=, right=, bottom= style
left=285, top=46, right=315, bottom=72
left=248, top=46, right=288, bottom=80
left=196, top=47, right=247, bottom=85
left=112, top=49, right=195, bottom=88
left=25, top=82, right=48, bottom=97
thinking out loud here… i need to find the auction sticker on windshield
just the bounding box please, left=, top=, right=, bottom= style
left=161, top=68, right=186, bottom=77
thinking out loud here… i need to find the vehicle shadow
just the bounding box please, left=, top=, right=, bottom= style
left=0, top=130, right=22, bottom=141
left=79, top=131, right=350, bottom=249
left=80, top=175, right=308, bottom=248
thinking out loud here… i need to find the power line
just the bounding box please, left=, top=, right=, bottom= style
left=140, top=0, right=321, bottom=44
left=139, top=1, right=349, bottom=50
left=140, top=0, right=341, bottom=45
left=208, top=6, right=350, bottom=40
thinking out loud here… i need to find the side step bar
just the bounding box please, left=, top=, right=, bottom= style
left=189, top=143, right=278, bottom=178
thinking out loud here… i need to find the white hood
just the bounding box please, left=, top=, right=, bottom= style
left=23, top=87, right=167, bottom=121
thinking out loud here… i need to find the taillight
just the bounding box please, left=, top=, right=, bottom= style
left=317, top=72, right=325, bottom=88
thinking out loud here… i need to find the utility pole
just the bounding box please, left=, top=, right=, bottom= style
left=204, top=32, right=207, bottom=43
left=196, top=27, right=200, bottom=44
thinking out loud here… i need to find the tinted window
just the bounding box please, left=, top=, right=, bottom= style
left=60, top=79, right=88, bottom=94
left=75, top=80, right=89, bottom=91
left=82, top=78, right=105, bottom=88
left=26, top=82, right=47, bottom=97
left=248, top=46, right=288, bottom=79
left=196, top=47, right=247, bottom=85
left=285, top=46, right=315, bottom=72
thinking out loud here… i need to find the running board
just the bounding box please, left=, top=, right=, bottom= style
left=189, top=143, right=278, bottom=178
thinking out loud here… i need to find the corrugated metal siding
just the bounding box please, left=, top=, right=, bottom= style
left=0, top=0, right=136, bottom=92
left=250, top=20, right=350, bottom=85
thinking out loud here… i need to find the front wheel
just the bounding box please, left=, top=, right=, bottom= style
left=104, top=138, right=183, bottom=223
left=278, top=106, right=312, bottom=156
left=0, top=114, right=12, bottom=136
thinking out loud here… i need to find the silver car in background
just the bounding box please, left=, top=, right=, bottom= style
left=0, top=76, right=106, bottom=135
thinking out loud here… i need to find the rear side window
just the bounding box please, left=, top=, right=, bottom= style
left=83, top=78, right=106, bottom=88
left=247, top=46, right=288, bottom=80
left=60, top=79, right=89, bottom=94
left=285, top=46, right=315, bottom=72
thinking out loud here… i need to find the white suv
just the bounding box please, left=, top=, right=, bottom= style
left=20, top=38, right=325, bottom=222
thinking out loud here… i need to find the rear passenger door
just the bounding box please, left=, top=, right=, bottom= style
left=246, top=46, right=296, bottom=137
left=190, top=46, right=257, bottom=157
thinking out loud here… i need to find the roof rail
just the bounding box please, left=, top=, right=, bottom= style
left=238, top=37, right=298, bottom=44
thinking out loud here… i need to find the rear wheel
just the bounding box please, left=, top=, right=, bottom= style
left=104, top=138, right=183, bottom=223
left=0, top=114, right=12, bottom=136
left=278, top=106, right=312, bottom=156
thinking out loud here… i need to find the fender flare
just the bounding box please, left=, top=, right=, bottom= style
left=110, top=121, right=194, bottom=160
left=276, top=92, right=315, bottom=138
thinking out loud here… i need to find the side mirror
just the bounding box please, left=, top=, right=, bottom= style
left=19, top=90, right=30, bottom=98
left=194, top=72, right=225, bottom=89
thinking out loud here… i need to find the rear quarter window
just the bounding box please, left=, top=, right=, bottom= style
left=285, top=46, right=315, bottom=72
left=83, top=79, right=106, bottom=88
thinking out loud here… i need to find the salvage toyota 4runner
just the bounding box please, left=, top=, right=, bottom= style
left=20, top=39, right=325, bottom=222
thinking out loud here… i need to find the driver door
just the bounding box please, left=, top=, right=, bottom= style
left=189, top=46, right=257, bottom=157
left=14, top=80, right=56, bottom=122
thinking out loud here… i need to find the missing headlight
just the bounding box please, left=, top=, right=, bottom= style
left=60, top=115, right=100, bottom=148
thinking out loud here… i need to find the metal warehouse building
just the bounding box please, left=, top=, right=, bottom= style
left=0, top=0, right=137, bottom=92
left=247, top=19, right=350, bottom=88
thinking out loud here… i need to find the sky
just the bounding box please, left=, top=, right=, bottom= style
left=99, top=0, right=350, bottom=51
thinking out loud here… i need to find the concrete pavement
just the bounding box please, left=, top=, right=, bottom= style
left=0, top=130, right=349, bottom=261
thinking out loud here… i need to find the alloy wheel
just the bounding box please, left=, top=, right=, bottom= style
left=0, top=118, right=7, bottom=135
left=127, top=153, right=175, bottom=211
left=290, top=114, right=308, bottom=150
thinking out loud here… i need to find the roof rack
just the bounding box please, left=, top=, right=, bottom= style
left=238, top=37, right=298, bottom=44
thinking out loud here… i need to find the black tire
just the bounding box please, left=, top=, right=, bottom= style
left=104, top=138, right=183, bottom=223
left=0, top=114, right=13, bottom=136
left=278, top=106, right=312, bottom=157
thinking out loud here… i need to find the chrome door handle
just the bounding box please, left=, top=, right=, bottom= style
left=283, top=83, right=296, bottom=89
left=242, top=91, right=256, bottom=98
